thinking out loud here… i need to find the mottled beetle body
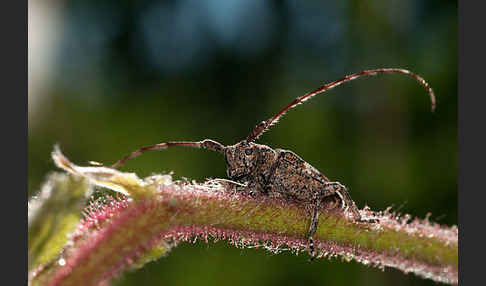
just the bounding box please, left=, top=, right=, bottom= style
left=112, top=68, right=436, bottom=259
left=225, top=141, right=360, bottom=218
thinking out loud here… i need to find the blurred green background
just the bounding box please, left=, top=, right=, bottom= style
left=28, top=0, right=457, bottom=285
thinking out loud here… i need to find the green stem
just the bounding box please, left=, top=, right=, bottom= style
left=29, top=149, right=458, bottom=285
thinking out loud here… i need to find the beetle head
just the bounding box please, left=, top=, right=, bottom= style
left=224, top=141, right=259, bottom=180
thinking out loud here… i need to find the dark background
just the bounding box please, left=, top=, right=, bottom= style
left=28, top=0, right=457, bottom=285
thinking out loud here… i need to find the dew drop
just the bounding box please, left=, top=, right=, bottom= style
left=58, top=258, right=66, bottom=266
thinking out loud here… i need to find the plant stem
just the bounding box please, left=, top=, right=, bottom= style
left=29, top=148, right=458, bottom=285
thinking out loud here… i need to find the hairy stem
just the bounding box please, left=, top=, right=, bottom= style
left=30, top=149, right=458, bottom=285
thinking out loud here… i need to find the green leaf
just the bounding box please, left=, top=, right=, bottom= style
left=28, top=173, right=92, bottom=270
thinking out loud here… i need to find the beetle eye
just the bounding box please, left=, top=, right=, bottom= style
left=245, top=148, right=253, bottom=155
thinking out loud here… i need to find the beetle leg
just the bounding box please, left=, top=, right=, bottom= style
left=325, top=182, right=378, bottom=223
left=210, top=178, right=248, bottom=187
left=326, top=182, right=362, bottom=221
left=307, top=197, right=321, bottom=261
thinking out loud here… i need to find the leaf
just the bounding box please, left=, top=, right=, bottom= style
left=28, top=173, right=91, bottom=271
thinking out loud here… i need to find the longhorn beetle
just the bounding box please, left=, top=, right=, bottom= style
left=111, top=68, right=436, bottom=260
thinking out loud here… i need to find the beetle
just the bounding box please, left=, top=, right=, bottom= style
left=111, top=68, right=435, bottom=259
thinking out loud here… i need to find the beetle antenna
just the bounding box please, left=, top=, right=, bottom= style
left=112, top=139, right=225, bottom=169
left=246, top=68, right=436, bottom=142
